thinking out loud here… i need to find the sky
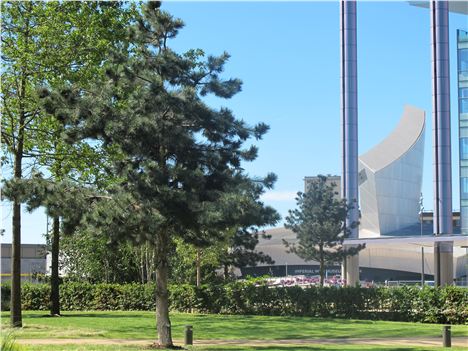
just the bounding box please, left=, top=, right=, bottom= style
left=1, top=1, right=468, bottom=244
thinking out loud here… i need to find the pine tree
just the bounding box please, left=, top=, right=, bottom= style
left=284, top=175, right=364, bottom=286
left=220, top=229, right=276, bottom=279
left=40, top=3, right=276, bottom=347
left=193, top=177, right=280, bottom=284
left=216, top=179, right=280, bottom=278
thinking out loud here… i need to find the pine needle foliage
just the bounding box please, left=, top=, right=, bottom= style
left=2, top=173, right=96, bottom=235
left=38, top=2, right=277, bottom=347
left=284, top=175, right=364, bottom=286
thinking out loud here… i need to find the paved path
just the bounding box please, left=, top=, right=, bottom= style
left=17, top=337, right=468, bottom=347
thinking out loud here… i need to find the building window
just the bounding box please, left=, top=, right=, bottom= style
left=461, top=88, right=468, bottom=99
left=459, top=49, right=468, bottom=73
left=461, top=208, right=468, bottom=233
left=461, top=99, right=468, bottom=114
left=461, top=138, right=468, bottom=160
left=460, top=128, right=468, bottom=138
left=461, top=178, right=468, bottom=199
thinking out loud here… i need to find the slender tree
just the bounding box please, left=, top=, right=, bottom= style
left=40, top=3, right=276, bottom=347
left=1, top=1, right=134, bottom=321
left=169, top=239, right=221, bottom=286
left=1, top=1, right=39, bottom=326
left=284, top=175, right=364, bottom=286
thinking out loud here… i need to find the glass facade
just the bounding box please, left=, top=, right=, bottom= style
left=458, top=29, right=468, bottom=234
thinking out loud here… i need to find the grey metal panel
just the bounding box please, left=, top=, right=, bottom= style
left=359, top=106, right=425, bottom=172
left=257, top=228, right=468, bottom=278
left=1, top=258, right=46, bottom=274
left=408, top=1, right=468, bottom=15
left=359, top=106, right=425, bottom=236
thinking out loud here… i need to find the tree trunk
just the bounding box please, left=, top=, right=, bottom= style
left=50, top=216, right=60, bottom=315
left=319, top=260, right=325, bottom=287
left=11, top=200, right=22, bottom=328
left=319, top=245, right=324, bottom=287
left=152, top=247, right=157, bottom=283
left=224, top=264, right=229, bottom=280
left=104, top=258, right=109, bottom=283
left=10, top=73, right=27, bottom=328
left=196, top=249, right=201, bottom=287
left=139, top=246, right=144, bottom=283
left=155, top=259, right=173, bottom=347
left=145, top=244, right=151, bottom=283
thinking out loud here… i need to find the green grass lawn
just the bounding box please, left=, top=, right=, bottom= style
left=18, top=346, right=468, bottom=351
left=1, top=311, right=467, bottom=350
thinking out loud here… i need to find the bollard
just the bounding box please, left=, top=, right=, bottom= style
left=184, top=325, right=193, bottom=345
left=442, top=325, right=451, bottom=347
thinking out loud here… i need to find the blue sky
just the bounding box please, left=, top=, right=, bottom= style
left=2, top=1, right=467, bottom=244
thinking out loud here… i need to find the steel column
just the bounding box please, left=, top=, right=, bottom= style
left=341, top=0, right=359, bottom=286
left=431, top=0, right=453, bottom=235
left=340, top=0, right=359, bottom=238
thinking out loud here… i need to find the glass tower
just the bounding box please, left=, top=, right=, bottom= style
left=458, top=29, right=468, bottom=234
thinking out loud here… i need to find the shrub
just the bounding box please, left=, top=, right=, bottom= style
left=1, top=282, right=11, bottom=311
left=22, top=283, right=49, bottom=310
left=119, top=283, right=155, bottom=310
left=1, top=281, right=466, bottom=324
left=60, top=282, right=94, bottom=310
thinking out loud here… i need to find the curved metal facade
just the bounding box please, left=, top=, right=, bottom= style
left=359, top=106, right=425, bottom=236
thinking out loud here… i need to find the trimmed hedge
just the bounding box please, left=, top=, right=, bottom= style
left=1, top=281, right=467, bottom=324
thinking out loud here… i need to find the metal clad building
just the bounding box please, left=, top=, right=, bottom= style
left=458, top=29, right=468, bottom=234
left=1, top=243, right=47, bottom=283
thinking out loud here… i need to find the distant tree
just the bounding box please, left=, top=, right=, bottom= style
left=284, top=175, right=364, bottom=286
left=216, top=179, right=279, bottom=278
left=172, top=181, right=279, bottom=286
left=39, top=3, right=276, bottom=347
left=219, top=228, right=275, bottom=279
left=60, top=229, right=142, bottom=284
left=198, top=177, right=279, bottom=282
left=170, top=239, right=222, bottom=286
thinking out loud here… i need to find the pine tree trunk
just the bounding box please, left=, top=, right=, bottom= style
left=140, top=246, right=146, bottom=283
left=319, top=260, right=325, bottom=287
left=104, top=259, right=109, bottom=283
left=50, top=217, right=60, bottom=315
left=11, top=200, right=22, bottom=328
left=196, top=249, right=201, bottom=287
left=155, top=259, right=173, bottom=347
left=145, top=244, right=151, bottom=283
left=319, top=245, right=324, bottom=287
left=152, top=248, right=157, bottom=283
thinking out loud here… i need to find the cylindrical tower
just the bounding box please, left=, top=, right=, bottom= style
left=431, top=0, right=452, bottom=235
left=340, top=0, right=359, bottom=237
left=340, top=0, right=360, bottom=286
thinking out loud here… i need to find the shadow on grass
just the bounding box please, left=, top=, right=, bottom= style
left=200, top=348, right=419, bottom=351
left=25, top=313, right=150, bottom=319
